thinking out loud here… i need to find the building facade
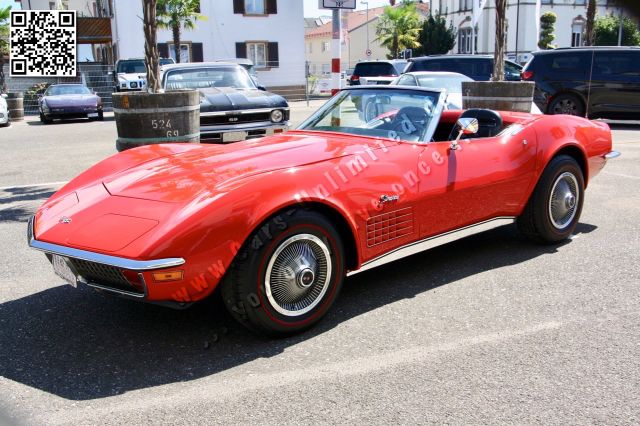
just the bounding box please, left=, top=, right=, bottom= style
left=111, top=0, right=305, bottom=89
left=431, top=0, right=627, bottom=63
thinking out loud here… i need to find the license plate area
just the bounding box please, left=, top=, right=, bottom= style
left=222, top=131, right=248, bottom=143
left=52, top=255, right=78, bottom=287
left=87, top=112, right=99, bottom=118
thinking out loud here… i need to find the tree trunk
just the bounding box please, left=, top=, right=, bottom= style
left=585, top=0, right=596, bottom=46
left=492, top=0, right=506, bottom=82
left=172, top=23, right=181, bottom=63
left=143, top=0, right=160, bottom=93
left=0, top=56, right=6, bottom=93
left=393, top=33, right=399, bottom=59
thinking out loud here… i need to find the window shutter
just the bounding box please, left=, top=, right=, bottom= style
left=157, top=43, right=169, bottom=58
left=236, top=42, right=247, bottom=59
left=192, top=43, right=203, bottom=62
left=233, top=0, right=244, bottom=14
left=266, top=0, right=277, bottom=14
left=267, top=42, right=279, bottom=68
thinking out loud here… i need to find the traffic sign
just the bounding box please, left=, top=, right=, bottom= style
left=319, top=0, right=357, bottom=9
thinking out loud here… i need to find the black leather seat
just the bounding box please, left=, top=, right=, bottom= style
left=448, top=108, right=503, bottom=140
left=390, top=106, right=429, bottom=142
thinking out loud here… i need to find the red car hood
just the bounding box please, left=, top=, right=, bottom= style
left=103, top=131, right=395, bottom=203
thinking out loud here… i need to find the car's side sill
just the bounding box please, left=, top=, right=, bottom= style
left=348, top=217, right=516, bottom=276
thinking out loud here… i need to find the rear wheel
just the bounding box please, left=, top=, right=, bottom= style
left=548, top=94, right=585, bottom=117
left=518, top=155, right=584, bottom=243
left=220, top=209, right=345, bottom=336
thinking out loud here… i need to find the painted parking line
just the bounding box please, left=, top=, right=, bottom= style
left=0, top=181, right=68, bottom=191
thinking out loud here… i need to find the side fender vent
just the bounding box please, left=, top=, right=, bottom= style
left=366, top=207, right=414, bottom=247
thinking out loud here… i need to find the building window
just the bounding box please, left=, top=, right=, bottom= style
left=322, top=41, right=330, bottom=52
left=49, top=1, right=69, bottom=9
left=237, top=41, right=278, bottom=68
left=574, top=0, right=586, bottom=4
left=245, top=0, right=265, bottom=15
left=459, top=0, right=472, bottom=11
left=308, top=42, right=313, bottom=54
left=168, top=43, right=191, bottom=63
left=572, top=22, right=584, bottom=47
left=248, top=42, right=267, bottom=68
left=458, top=27, right=474, bottom=54
left=541, top=0, right=552, bottom=4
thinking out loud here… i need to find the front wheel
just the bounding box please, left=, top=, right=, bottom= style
left=518, top=155, right=585, bottom=244
left=39, top=112, right=52, bottom=124
left=220, top=210, right=345, bottom=336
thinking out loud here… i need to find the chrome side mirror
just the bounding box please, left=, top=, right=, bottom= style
left=451, top=117, right=479, bottom=150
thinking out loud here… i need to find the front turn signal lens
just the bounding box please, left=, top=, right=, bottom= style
left=152, top=270, right=184, bottom=282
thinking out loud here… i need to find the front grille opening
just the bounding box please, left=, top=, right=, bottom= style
left=70, top=258, right=144, bottom=295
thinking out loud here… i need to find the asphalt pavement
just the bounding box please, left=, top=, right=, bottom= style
left=0, top=107, right=639, bottom=425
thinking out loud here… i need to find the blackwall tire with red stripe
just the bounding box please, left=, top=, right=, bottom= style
left=220, top=209, right=345, bottom=337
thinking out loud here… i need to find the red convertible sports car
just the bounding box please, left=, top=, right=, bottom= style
left=28, top=86, right=619, bottom=336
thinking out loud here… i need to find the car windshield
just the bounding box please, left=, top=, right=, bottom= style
left=45, top=85, right=92, bottom=96
left=298, top=88, right=445, bottom=143
left=415, top=75, right=470, bottom=94
left=164, top=67, right=256, bottom=90
left=117, top=59, right=173, bottom=74
left=355, top=63, right=400, bottom=77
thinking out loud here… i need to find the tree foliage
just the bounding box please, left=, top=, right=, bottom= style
left=538, top=11, right=557, bottom=50
left=375, top=1, right=421, bottom=59
left=0, top=6, right=10, bottom=93
left=156, top=0, right=205, bottom=63
left=415, top=14, right=456, bottom=56
left=594, top=13, right=640, bottom=46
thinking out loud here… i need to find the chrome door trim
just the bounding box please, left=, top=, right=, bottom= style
left=348, top=217, right=516, bottom=276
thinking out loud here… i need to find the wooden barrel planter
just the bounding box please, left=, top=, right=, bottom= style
left=462, top=81, right=535, bottom=113
left=6, top=92, right=24, bottom=122
left=112, top=90, right=200, bottom=152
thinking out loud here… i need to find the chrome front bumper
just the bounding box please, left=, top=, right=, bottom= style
left=604, top=151, right=621, bottom=160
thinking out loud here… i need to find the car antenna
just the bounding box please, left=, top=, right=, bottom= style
left=585, top=49, right=595, bottom=119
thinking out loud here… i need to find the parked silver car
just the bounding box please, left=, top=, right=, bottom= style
left=0, top=94, right=9, bottom=126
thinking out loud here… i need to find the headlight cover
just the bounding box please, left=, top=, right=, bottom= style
left=270, top=109, right=284, bottom=123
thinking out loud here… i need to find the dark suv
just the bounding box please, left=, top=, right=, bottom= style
left=405, top=55, right=522, bottom=81
left=349, top=60, right=408, bottom=85
left=522, top=47, right=640, bottom=119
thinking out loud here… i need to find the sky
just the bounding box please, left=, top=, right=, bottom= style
left=303, top=0, right=392, bottom=17
left=1, top=0, right=394, bottom=14
left=1, top=0, right=17, bottom=10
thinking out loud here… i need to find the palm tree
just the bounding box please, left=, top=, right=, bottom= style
left=492, top=0, right=506, bottom=81
left=143, top=0, right=161, bottom=93
left=0, top=6, right=11, bottom=93
left=156, top=0, right=205, bottom=63
left=584, top=0, right=596, bottom=46
left=375, top=1, right=421, bottom=59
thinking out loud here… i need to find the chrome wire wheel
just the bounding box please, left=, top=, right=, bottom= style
left=265, top=234, right=332, bottom=317
left=548, top=172, right=579, bottom=230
